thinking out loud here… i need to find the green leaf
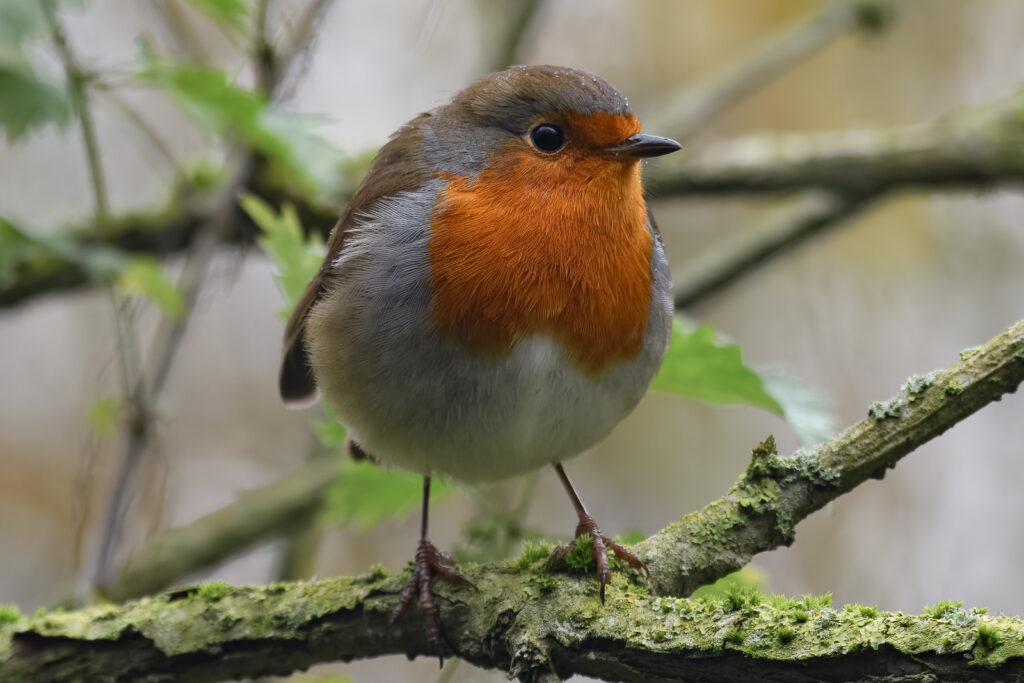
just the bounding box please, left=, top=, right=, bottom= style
left=760, top=370, right=836, bottom=447
left=116, top=257, right=184, bottom=318
left=242, top=194, right=324, bottom=314
left=86, top=396, right=120, bottom=436
left=138, top=59, right=343, bottom=199
left=652, top=318, right=783, bottom=414
left=184, top=0, right=249, bottom=35
left=0, top=0, right=46, bottom=52
left=0, top=66, right=71, bottom=141
left=323, top=461, right=455, bottom=530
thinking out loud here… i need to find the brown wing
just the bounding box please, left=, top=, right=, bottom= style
left=279, top=114, right=433, bottom=406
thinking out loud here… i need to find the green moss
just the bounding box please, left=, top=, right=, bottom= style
left=960, top=346, right=980, bottom=360
left=0, top=605, right=20, bottom=625
left=776, top=626, right=796, bottom=644
left=924, top=600, right=964, bottom=618
left=196, top=580, right=231, bottom=602
left=722, top=583, right=765, bottom=614
left=724, top=627, right=745, bottom=645
left=843, top=603, right=879, bottom=618
left=801, top=593, right=833, bottom=610
left=978, top=622, right=1002, bottom=649
left=561, top=534, right=595, bottom=571
left=530, top=574, right=558, bottom=594
left=793, top=609, right=809, bottom=623
left=363, top=563, right=388, bottom=581
left=514, top=540, right=557, bottom=570
left=767, top=594, right=799, bottom=610
left=945, top=378, right=964, bottom=396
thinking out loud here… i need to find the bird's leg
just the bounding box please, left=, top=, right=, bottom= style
left=547, top=463, right=647, bottom=603
left=392, top=476, right=472, bottom=659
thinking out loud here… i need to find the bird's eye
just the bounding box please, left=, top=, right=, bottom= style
left=529, top=124, right=565, bottom=153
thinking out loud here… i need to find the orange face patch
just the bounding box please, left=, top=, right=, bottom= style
left=427, top=115, right=653, bottom=375
left=565, top=112, right=641, bottom=149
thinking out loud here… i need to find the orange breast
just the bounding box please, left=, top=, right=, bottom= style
left=428, top=135, right=653, bottom=375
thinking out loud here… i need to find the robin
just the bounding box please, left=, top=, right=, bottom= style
left=279, top=64, right=680, bottom=649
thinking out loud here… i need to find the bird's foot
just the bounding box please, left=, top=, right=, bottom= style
left=548, top=513, right=647, bottom=603
left=391, top=539, right=473, bottom=657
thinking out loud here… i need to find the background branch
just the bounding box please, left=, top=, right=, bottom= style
left=4, top=316, right=1023, bottom=682
left=651, top=0, right=892, bottom=139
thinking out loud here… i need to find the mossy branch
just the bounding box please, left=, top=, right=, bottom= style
left=3, top=319, right=1022, bottom=682
left=4, top=570, right=1024, bottom=683
left=650, top=89, right=1024, bottom=197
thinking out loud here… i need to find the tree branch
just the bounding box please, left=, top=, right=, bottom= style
left=672, top=189, right=875, bottom=309
left=101, top=454, right=340, bottom=602
left=650, top=0, right=892, bottom=139
left=650, top=89, right=1024, bottom=197
left=4, top=568, right=1024, bottom=683
left=5, top=318, right=1021, bottom=682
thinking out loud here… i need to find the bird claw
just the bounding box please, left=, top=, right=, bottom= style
left=391, top=539, right=473, bottom=663
left=548, top=514, right=646, bottom=603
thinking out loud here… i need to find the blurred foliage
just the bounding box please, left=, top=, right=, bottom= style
left=85, top=396, right=121, bottom=437
left=184, top=0, right=250, bottom=37
left=654, top=318, right=834, bottom=446
left=245, top=194, right=325, bottom=314
left=115, top=257, right=185, bottom=319
left=653, top=318, right=783, bottom=413
left=0, top=0, right=80, bottom=142
left=690, top=565, right=767, bottom=601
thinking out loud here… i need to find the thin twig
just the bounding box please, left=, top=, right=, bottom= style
left=672, top=189, right=875, bottom=309
left=488, top=0, right=544, bottom=72
left=650, top=0, right=893, bottom=140
left=43, top=1, right=109, bottom=220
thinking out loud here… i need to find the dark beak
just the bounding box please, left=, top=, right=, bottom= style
left=604, top=133, right=682, bottom=159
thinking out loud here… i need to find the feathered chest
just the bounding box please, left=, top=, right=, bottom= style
left=427, top=151, right=654, bottom=375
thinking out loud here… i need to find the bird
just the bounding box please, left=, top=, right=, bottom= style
left=279, top=64, right=680, bottom=650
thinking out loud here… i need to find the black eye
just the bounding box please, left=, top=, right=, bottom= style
left=530, top=124, right=565, bottom=153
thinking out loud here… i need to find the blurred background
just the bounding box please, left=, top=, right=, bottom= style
left=2, top=0, right=1024, bottom=680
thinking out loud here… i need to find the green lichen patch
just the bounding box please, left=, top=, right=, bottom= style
left=869, top=397, right=902, bottom=421
left=903, top=371, right=939, bottom=401
left=945, top=378, right=965, bottom=395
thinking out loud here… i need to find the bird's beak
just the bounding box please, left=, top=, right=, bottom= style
left=604, top=133, right=682, bottom=159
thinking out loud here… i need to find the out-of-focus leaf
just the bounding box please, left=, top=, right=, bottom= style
left=138, top=59, right=343, bottom=199
left=0, top=0, right=46, bottom=52
left=0, top=0, right=87, bottom=61
left=323, top=460, right=455, bottom=530
left=116, top=257, right=184, bottom=318
left=86, top=396, right=120, bottom=436
left=184, top=0, right=249, bottom=35
left=242, top=194, right=324, bottom=314
left=760, top=370, right=836, bottom=447
left=0, top=66, right=71, bottom=141
left=690, top=566, right=767, bottom=601
left=652, top=318, right=783, bottom=414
